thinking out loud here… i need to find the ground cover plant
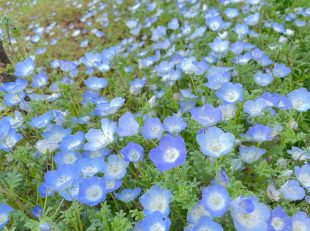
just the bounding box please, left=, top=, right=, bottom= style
left=0, top=0, right=310, bottom=230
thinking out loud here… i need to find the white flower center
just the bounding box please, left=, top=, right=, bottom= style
left=293, top=99, right=305, bottom=110
left=271, top=217, right=284, bottom=230
left=149, top=196, right=167, bottom=213
left=293, top=221, right=307, bottom=231
left=107, top=163, right=122, bottom=177
left=163, top=147, right=179, bottom=163
left=236, top=210, right=260, bottom=228
left=206, top=192, right=225, bottom=210
left=63, top=153, right=77, bottom=164
left=129, top=150, right=139, bottom=161
left=86, top=185, right=103, bottom=201
left=150, top=223, right=165, bottom=231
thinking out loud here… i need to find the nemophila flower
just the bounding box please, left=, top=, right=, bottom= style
left=44, top=164, right=78, bottom=192
left=32, top=71, right=48, bottom=88
left=60, top=131, right=84, bottom=151
left=201, top=185, right=230, bottom=217
left=14, top=57, right=35, bottom=77
left=216, top=82, right=243, bottom=103
left=245, top=124, right=273, bottom=143
left=115, top=187, right=141, bottom=203
left=141, top=117, right=164, bottom=140
left=190, top=104, right=222, bottom=127
left=243, top=98, right=267, bottom=117
left=121, top=142, right=144, bottom=162
left=177, top=57, right=196, bottom=74
left=196, top=126, right=235, bottom=158
left=220, top=103, right=237, bottom=120
left=35, top=139, right=59, bottom=154
left=139, top=211, right=171, bottom=231
left=287, top=88, right=310, bottom=112
left=0, top=204, right=14, bottom=229
left=139, top=185, right=172, bottom=217
left=239, top=146, right=266, bottom=163
left=187, top=200, right=212, bottom=225
left=231, top=196, right=270, bottom=231
left=149, top=135, right=187, bottom=172
left=267, top=183, right=281, bottom=202
left=206, top=16, right=226, bottom=31
left=78, top=176, right=106, bottom=206
left=205, top=69, right=232, bottom=90
left=39, top=222, right=51, bottom=231
left=116, top=112, right=139, bottom=137
left=102, top=154, right=128, bottom=180
left=279, top=180, right=305, bottom=201
left=84, top=77, right=107, bottom=91
left=272, top=63, right=291, bottom=78
left=233, top=23, right=249, bottom=39
left=295, top=164, right=310, bottom=191
left=209, top=38, right=230, bottom=55
left=151, top=26, right=166, bottom=41
left=267, top=206, right=291, bottom=231
left=104, top=178, right=122, bottom=193
left=244, top=12, right=260, bottom=25
left=254, top=71, right=273, bottom=87
left=54, top=151, right=79, bottom=166
left=233, top=52, right=252, bottom=65
left=193, top=216, right=223, bottom=231
left=168, top=18, right=179, bottom=30
left=276, top=95, right=292, bottom=110
left=78, top=157, right=104, bottom=177
left=95, top=97, right=125, bottom=116
left=31, top=205, right=43, bottom=219
left=291, top=211, right=310, bottom=231
left=3, top=92, right=25, bottom=107
left=230, top=41, right=244, bottom=55
left=84, top=118, right=116, bottom=151
left=42, top=125, right=71, bottom=142
left=58, top=60, right=77, bottom=72
left=29, top=111, right=52, bottom=129
left=224, top=8, right=239, bottom=19
left=129, top=78, right=146, bottom=95
left=0, top=78, right=28, bottom=94
left=163, top=113, right=187, bottom=134
left=271, top=22, right=285, bottom=33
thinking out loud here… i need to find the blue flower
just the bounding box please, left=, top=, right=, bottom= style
left=287, top=88, right=310, bottom=112
left=196, top=126, right=235, bottom=158
left=139, top=211, right=171, bottom=231
left=163, top=113, right=187, bottom=134
left=32, top=71, right=48, bottom=88
left=141, top=118, right=164, bottom=140
left=78, top=176, right=106, bottom=206
left=149, top=135, right=187, bottom=172
left=254, top=71, right=273, bottom=87
left=0, top=204, right=14, bottom=229
left=187, top=200, right=212, bottom=225
left=29, top=111, right=52, bottom=129
left=60, top=131, right=85, bottom=151
left=202, top=185, right=230, bottom=217
left=0, top=78, right=28, bottom=93
left=295, top=164, right=310, bottom=191
left=31, top=205, right=43, bottom=219
left=239, top=146, right=266, bottom=163
left=267, top=206, right=291, bottom=231
left=190, top=104, right=222, bottom=127
left=54, top=151, right=79, bottom=166
left=102, top=154, right=128, bottom=180
left=287, top=147, right=310, bottom=161
left=84, top=119, right=116, bottom=151
left=216, top=82, right=243, bottom=103
left=129, top=78, right=146, bottom=95
left=193, top=216, right=223, bottom=231
left=245, top=124, right=273, bottom=143
left=243, top=98, right=267, bottom=117
left=209, top=38, right=230, bottom=55
left=206, top=16, right=226, bottom=31
left=0, top=126, right=22, bottom=152
left=84, top=77, right=107, bottom=91
left=58, top=60, right=77, bottom=72
left=116, top=112, right=139, bottom=137
left=168, top=18, right=179, bottom=30
left=95, top=97, right=125, bottom=116
left=291, top=211, right=310, bottom=231
left=78, top=157, right=104, bottom=177
left=272, top=63, right=291, bottom=78
left=121, top=142, right=144, bottom=162
left=231, top=196, right=270, bottom=231
left=104, top=178, right=122, bottom=193
left=280, top=180, right=305, bottom=201
left=139, top=185, right=172, bottom=217
left=44, top=164, right=78, bottom=192
left=14, top=57, right=35, bottom=77
left=115, top=187, right=141, bottom=203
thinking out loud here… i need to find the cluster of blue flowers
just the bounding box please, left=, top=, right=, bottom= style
left=0, top=0, right=310, bottom=230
